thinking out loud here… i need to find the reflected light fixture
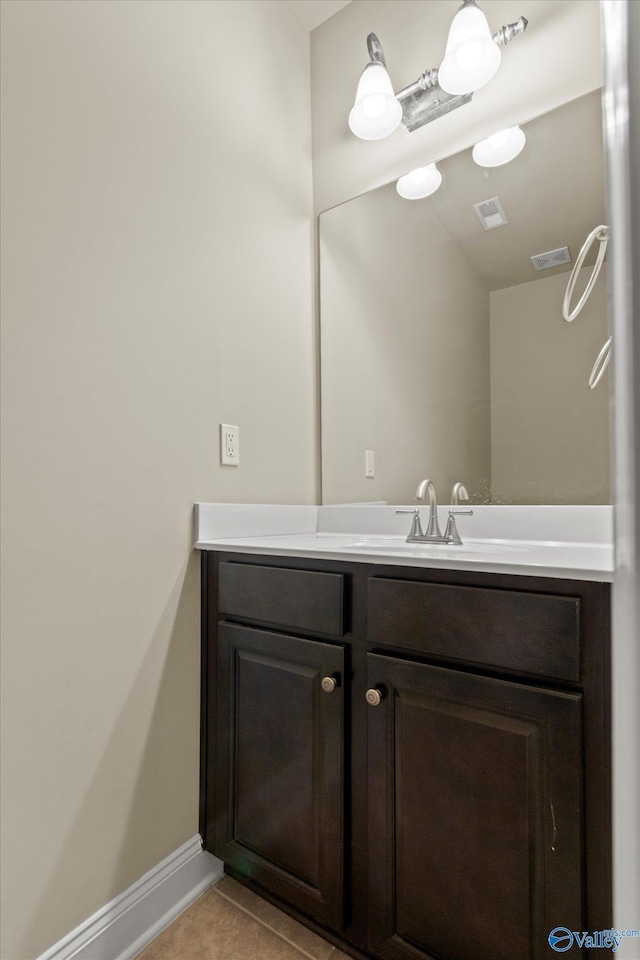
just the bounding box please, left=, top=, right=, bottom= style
left=349, top=6, right=527, bottom=139
left=396, top=163, right=442, bottom=199
left=472, top=125, right=526, bottom=166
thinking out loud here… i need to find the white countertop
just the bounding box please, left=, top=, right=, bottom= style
left=194, top=504, right=614, bottom=582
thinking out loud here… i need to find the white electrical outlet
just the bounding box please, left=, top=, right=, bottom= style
left=220, top=424, right=239, bottom=466
left=365, top=449, right=375, bottom=478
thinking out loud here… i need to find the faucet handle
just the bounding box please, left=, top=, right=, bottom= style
left=396, top=508, right=424, bottom=539
left=444, top=508, right=473, bottom=545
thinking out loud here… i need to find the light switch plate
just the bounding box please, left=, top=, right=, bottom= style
left=220, top=424, right=239, bottom=465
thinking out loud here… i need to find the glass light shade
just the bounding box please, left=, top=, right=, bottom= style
left=348, top=62, right=402, bottom=140
left=472, top=125, right=526, bottom=166
left=438, top=1, right=501, bottom=95
left=396, top=163, right=442, bottom=199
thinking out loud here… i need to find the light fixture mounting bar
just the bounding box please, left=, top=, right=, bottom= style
left=397, top=79, right=471, bottom=132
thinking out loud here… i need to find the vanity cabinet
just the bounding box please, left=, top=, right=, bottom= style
left=201, top=553, right=611, bottom=960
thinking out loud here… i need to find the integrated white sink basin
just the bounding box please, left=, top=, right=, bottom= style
left=342, top=537, right=531, bottom=555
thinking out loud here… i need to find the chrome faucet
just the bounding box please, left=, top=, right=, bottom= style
left=396, top=479, right=473, bottom=545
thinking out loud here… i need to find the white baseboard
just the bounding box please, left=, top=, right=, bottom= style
left=37, top=835, right=224, bottom=960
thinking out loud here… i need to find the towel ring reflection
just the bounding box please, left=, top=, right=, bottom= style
left=588, top=336, right=612, bottom=390
left=562, top=224, right=608, bottom=322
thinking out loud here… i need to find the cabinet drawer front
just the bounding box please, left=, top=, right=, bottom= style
left=368, top=577, right=581, bottom=681
left=219, top=561, right=345, bottom=636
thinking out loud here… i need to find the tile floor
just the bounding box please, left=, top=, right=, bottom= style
left=135, top=875, right=351, bottom=960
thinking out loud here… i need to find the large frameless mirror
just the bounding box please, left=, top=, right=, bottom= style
left=319, top=90, right=611, bottom=505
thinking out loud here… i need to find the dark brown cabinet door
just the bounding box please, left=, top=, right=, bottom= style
left=366, top=653, right=584, bottom=960
left=215, top=622, right=345, bottom=930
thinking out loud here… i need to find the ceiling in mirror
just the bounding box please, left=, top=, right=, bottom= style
left=421, top=93, right=605, bottom=289
left=319, top=91, right=611, bottom=507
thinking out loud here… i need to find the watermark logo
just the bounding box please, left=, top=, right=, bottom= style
left=548, top=928, right=574, bottom=952
left=549, top=927, right=640, bottom=953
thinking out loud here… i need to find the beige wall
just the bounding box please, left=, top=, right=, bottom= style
left=311, top=0, right=602, bottom=214
left=0, top=2, right=314, bottom=958
left=320, top=182, right=491, bottom=504
left=490, top=265, right=611, bottom=504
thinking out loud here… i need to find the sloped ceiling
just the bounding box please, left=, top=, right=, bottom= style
left=416, top=90, right=606, bottom=290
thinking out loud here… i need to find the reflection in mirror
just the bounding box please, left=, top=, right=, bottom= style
left=320, top=91, right=611, bottom=506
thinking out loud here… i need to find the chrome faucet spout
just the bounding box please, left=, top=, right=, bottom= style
left=415, top=479, right=442, bottom=538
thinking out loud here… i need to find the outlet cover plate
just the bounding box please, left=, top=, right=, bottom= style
left=220, top=424, right=239, bottom=466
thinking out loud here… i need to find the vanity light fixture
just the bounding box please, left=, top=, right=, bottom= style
left=348, top=36, right=403, bottom=140
left=349, top=5, right=527, bottom=139
left=396, top=163, right=442, bottom=199
left=438, top=0, right=501, bottom=95
left=472, top=125, right=526, bottom=166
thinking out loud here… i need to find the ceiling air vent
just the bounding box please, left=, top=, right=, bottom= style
left=531, top=246, right=572, bottom=271
left=473, top=197, right=508, bottom=230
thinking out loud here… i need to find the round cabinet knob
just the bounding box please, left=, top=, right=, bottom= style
left=321, top=676, right=337, bottom=693
left=365, top=688, right=382, bottom=706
